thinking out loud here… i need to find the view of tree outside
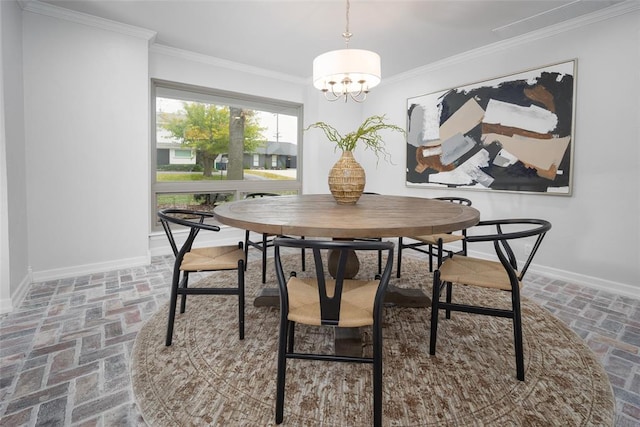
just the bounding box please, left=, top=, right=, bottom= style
left=152, top=86, right=301, bottom=219
left=160, top=102, right=265, bottom=178
left=156, top=97, right=298, bottom=183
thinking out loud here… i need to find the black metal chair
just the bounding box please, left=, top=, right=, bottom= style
left=244, top=192, right=305, bottom=283
left=273, top=238, right=395, bottom=427
left=158, top=208, right=245, bottom=346
left=430, top=218, right=551, bottom=381
left=397, top=196, right=472, bottom=277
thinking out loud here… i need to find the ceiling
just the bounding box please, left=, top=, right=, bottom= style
left=39, top=0, right=624, bottom=80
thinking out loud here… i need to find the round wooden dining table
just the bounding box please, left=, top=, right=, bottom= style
left=214, top=193, right=480, bottom=239
left=214, top=193, right=479, bottom=305
left=215, top=193, right=480, bottom=355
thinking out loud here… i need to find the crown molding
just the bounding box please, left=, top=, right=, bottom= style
left=17, top=0, right=637, bottom=88
left=150, top=44, right=308, bottom=85
left=19, top=0, right=157, bottom=42
left=385, top=0, right=640, bottom=85
left=18, top=0, right=303, bottom=84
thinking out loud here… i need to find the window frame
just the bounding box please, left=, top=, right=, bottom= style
left=150, top=79, right=304, bottom=231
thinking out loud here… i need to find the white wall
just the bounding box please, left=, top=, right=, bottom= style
left=356, top=8, right=639, bottom=296
left=0, top=0, right=29, bottom=313
left=303, top=88, right=363, bottom=194
left=2, top=2, right=637, bottom=313
left=21, top=9, right=153, bottom=280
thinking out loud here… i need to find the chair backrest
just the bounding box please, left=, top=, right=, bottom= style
left=273, top=238, right=395, bottom=326
left=245, top=192, right=280, bottom=199
left=466, top=219, right=551, bottom=282
left=434, top=196, right=472, bottom=206
left=434, top=197, right=473, bottom=242
left=157, top=209, right=221, bottom=258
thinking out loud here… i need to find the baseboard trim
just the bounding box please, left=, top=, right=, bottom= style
left=9, top=240, right=636, bottom=314
left=464, top=247, right=637, bottom=299
left=31, top=255, right=151, bottom=283
left=528, top=263, right=639, bottom=299
left=0, top=271, right=32, bottom=315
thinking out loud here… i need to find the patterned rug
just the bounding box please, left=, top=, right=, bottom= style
left=131, top=254, right=614, bottom=426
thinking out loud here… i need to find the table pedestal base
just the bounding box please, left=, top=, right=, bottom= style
left=335, top=327, right=363, bottom=357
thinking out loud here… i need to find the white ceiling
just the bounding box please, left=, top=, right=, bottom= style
left=39, top=0, right=624, bottom=80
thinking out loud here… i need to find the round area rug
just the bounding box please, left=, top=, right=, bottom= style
left=131, top=254, right=614, bottom=426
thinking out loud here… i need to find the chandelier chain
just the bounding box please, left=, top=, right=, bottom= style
left=313, top=0, right=380, bottom=102
left=342, top=0, right=352, bottom=45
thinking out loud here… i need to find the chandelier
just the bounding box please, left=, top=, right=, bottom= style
left=312, top=0, right=381, bottom=103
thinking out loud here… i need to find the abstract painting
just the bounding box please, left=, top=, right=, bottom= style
left=406, top=60, right=576, bottom=195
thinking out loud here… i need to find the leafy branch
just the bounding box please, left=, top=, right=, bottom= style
left=305, top=115, right=406, bottom=163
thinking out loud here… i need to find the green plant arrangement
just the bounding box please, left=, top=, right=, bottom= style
left=305, top=115, right=405, bottom=163
left=305, top=115, right=406, bottom=204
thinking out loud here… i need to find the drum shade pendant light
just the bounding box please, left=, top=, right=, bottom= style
left=313, top=0, right=381, bottom=103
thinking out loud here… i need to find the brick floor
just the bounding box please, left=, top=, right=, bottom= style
left=1, top=250, right=638, bottom=426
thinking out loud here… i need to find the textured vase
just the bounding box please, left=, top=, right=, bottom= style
left=328, top=150, right=366, bottom=205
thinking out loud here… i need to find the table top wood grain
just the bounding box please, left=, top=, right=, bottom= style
left=213, top=194, right=480, bottom=238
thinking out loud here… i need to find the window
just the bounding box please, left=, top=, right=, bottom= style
left=174, top=149, right=193, bottom=158
left=151, top=80, right=303, bottom=228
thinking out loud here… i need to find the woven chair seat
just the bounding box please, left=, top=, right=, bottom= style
left=413, top=233, right=465, bottom=245
left=286, top=277, right=379, bottom=328
left=181, top=246, right=246, bottom=271
left=439, top=256, right=521, bottom=291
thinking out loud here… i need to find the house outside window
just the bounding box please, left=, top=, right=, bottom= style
left=151, top=80, right=303, bottom=229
